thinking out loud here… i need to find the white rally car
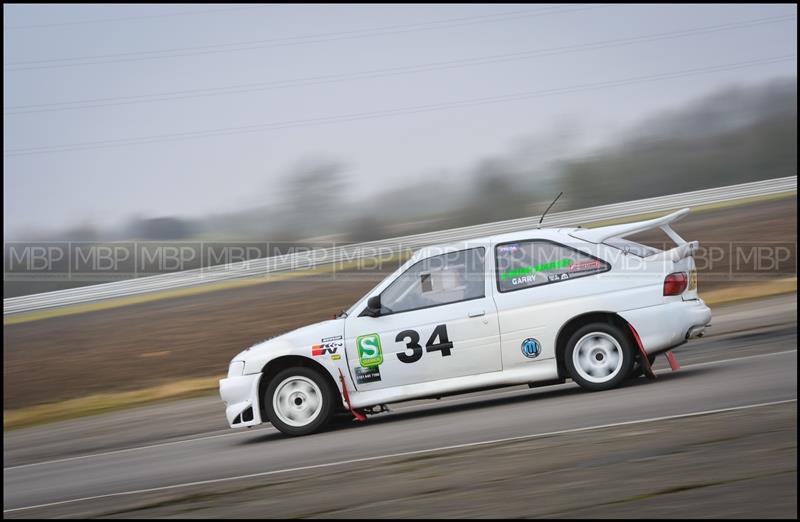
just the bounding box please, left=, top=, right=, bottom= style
left=220, top=208, right=711, bottom=436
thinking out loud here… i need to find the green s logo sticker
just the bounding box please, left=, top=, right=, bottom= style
left=356, top=333, right=383, bottom=367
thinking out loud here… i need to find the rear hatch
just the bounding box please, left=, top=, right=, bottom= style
left=571, top=208, right=700, bottom=300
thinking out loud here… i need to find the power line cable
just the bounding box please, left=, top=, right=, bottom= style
left=4, top=54, right=794, bottom=157
left=4, top=14, right=793, bottom=115
left=3, top=5, right=270, bottom=30
left=4, top=5, right=612, bottom=71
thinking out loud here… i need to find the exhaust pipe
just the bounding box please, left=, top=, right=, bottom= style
left=685, top=325, right=706, bottom=339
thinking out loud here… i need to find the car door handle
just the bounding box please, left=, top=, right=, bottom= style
left=468, top=310, right=485, bottom=318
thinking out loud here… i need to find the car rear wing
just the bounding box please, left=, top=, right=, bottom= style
left=570, top=208, right=698, bottom=262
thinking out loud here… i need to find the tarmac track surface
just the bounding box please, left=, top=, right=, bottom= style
left=3, top=295, right=797, bottom=518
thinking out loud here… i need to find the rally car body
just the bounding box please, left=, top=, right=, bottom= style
left=220, top=208, right=711, bottom=434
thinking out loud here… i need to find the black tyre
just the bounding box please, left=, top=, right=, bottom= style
left=264, top=367, right=335, bottom=436
left=564, top=322, right=635, bottom=391
left=629, top=353, right=657, bottom=379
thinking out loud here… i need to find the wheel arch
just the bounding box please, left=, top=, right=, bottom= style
left=258, top=356, right=345, bottom=420
left=554, top=311, right=635, bottom=379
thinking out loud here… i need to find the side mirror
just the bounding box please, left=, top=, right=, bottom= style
left=361, top=295, right=382, bottom=317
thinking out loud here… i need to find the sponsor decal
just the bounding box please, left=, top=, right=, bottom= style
left=312, top=336, right=343, bottom=356
left=420, top=273, right=433, bottom=293
left=355, top=366, right=382, bottom=384
left=514, top=271, right=568, bottom=285
left=569, top=259, right=603, bottom=272
left=356, top=333, right=383, bottom=367
left=497, top=244, right=521, bottom=254
left=501, top=258, right=572, bottom=281
left=331, top=354, right=341, bottom=361
left=521, top=338, right=541, bottom=359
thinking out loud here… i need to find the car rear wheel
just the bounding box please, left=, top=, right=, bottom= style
left=565, top=323, right=634, bottom=391
left=265, top=367, right=335, bottom=436
left=629, top=353, right=657, bottom=379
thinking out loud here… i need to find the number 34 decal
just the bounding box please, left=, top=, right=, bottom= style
left=396, top=324, right=453, bottom=363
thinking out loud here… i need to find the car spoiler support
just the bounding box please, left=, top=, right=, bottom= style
left=570, top=208, right=691, bottom=244
left=570, top=208, right=699, bottom=262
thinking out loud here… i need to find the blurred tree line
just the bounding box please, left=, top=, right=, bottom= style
left=14, top=77, right=798, bottom=247
left=559, top=77, right=796, bottom=208
left=7, top=76, right=796, bottom=296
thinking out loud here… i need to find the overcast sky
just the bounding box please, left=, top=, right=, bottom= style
left=3, top=3, right=797, bottom=236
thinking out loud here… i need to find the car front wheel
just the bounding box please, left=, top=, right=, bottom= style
left=265, top=367, right=335, bottom=436
left=565, top=323, right=634, bottom=391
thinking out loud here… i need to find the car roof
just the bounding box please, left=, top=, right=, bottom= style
left=490, top=226, right=584, bottom=245
left=413, top=226, right=585, bottom=259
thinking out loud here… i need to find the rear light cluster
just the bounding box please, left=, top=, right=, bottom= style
left=663, top=272, right=688, bottom=296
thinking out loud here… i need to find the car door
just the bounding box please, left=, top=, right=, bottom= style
left=492, top=238, right=612, bottom=369
left=344, top=245, right=502, bottom=390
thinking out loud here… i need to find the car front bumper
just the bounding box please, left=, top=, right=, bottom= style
left=620, top=298, right=712, bottom=355
left=219, top=373, right=263, bottom=428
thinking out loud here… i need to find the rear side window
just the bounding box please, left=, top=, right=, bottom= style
left=495, top=240, right=610, bottom=293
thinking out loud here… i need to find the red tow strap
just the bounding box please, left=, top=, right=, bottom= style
left=665, top=351, right=681, bottom=371
left=338, top=369, right=366, bottom=422
left=628, top=324, right=657, bottom=380
left=628, top=324, right=682, bottom=377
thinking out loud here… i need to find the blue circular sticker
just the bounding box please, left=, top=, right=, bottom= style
left=521, top=338, right=541, bottom=359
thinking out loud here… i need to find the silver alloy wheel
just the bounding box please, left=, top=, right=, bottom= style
left=572, top=331, right=624, bottom=384
left=272, top=375, right=323, bottom=428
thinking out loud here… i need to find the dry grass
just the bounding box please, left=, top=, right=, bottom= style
left=701, top=277, right=796, bottom=306
left=4, top=376, right=221, bottom=430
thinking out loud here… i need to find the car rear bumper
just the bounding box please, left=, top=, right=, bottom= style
left=219, top=373, right=263, bottom=428
left=619, top=298, right=712, bottom=355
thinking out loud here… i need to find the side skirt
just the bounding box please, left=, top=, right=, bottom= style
left=347, top=361, right=560, bottom=409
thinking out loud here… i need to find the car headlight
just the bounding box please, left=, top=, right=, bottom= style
left=227, top=361, right=245, bottom=378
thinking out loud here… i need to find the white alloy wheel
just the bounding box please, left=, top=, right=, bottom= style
left=272, top=375, right=323, bottom=428
left=571, top=331, right=624, bottom=384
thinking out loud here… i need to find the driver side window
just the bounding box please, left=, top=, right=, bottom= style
left=380, top=247, right=486, bottom=314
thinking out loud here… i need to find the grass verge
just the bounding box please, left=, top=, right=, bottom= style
left=3, top=376, right=222, bottom=431
left=701, top=277, right=796, bottom=306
